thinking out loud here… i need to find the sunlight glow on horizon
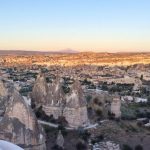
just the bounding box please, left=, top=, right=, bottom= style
left=0, top=0, right=150, bottom=52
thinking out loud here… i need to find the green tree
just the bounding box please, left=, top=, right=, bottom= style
left=140, top=74, right=143, bottom=80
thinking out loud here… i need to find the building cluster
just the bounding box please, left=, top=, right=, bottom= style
left=0, top=61, right=150, bottom=149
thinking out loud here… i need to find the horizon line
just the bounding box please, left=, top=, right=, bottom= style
left=0, top=49, right=149, bottom=53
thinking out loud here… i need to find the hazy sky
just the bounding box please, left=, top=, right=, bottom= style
left=0, top=0, right=150, bottom=52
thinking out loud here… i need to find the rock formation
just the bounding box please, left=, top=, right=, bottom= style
left=0, top=81, right=46, bottom=150
left=31, top=74, right=89, bottom=128
left=42, top=76, right=65, bottom=119
left=63, top=80, right=89, bottom=127
left=0, top=80, right=7, bottom=97
left=56, top=130, right=64, bottom=148
left=31, top=73, right=48, bottom=107
left=111, top=96, right=121, bottom=118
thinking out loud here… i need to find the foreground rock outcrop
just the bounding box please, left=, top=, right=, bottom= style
left=0, top=81, right=46, bottom=150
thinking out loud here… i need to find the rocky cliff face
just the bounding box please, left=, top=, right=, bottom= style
left=0, top=81, right=9, bottom=117
left=31, top=73, right=48, bottom=107
left=63, top=80, right=89, bottom=127
left=45, top=76, right=65, bottom=106
left=65, top=80, right=86, bottom=108
left=31, top=74, right=89, bottom=128
left=0, top=80, right=7, bottom=97
left=111, top=96, right=121, bottom=118
left=56, top=130, right=64, bottom=148
left=42, top=76, right=65, bottom=119
left=0, top=81, right=46, bottom=150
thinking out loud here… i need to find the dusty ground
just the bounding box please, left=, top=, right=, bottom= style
left=88, top=120, right=150, bottom=150
left=43, top=120, right=150, bottom=150
left=44, top=126, right=82, bottom=150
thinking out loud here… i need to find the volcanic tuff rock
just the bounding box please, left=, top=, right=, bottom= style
left=32, top=74, right=65, bottom=118
left=31, top=73, right=48, bottom=106
left=45, top=76, right=65, bottom=106
left=31, top=74, right=89, bottom=128
left=111, top=95, right=121, bottom=118
left=0, top=81, right=46, bottom=150
left=56, top=130, right=64, bottom=148
left=65, top=80, right=86, bottom=108
left=0, top=80, right=7, bottom=97
left=63, top=80, right=89, bottom=127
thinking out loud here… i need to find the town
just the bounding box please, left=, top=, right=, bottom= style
left=0, top=52, right=150, bottom=150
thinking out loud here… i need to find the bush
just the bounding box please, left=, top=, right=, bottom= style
left=86, top=95, right=92, bottom=103
left=122, top=144, right=133, bottom=150
left=46, top=77, right=52, bottom=83
left=58, top=125, right=68, bottom=136
left=62, top=85, right=70, bottom=94
left=52, top=144, right=63, bottom=150
left=96, top=134, right=104, bottom=141
left=78, top=129, right=91, bottom=142
left=93, top=98, right=99, bottom=104
left=135, top=145, right=143, bottom=150
left=43, top=125, right=55, bottom=133
left=137, top=122, right=143, bottom=127
left=76, top=141, right=87, bottom=150
left=108, top=111, right=115, bottom=120
left=95, top=109, right=102, bottom=116
left=35, top=106, right=56, bottom=123
left=57, top=116, right=68, bottom=126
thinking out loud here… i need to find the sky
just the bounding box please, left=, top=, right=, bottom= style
left=0, top=0, right=150, bottom=52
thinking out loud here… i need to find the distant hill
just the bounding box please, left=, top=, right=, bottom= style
left=0, top=49, right=79, bottom=55
left=1, top=50, right=150, bottom=67
left=0, top=50, right=149, bottom=56
left=57, top=49, right=79, bottom=53
left=0, top=50, right=48, bottom=55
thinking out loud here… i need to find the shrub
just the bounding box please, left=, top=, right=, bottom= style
left=96, top=134, right=104, bottom=141
left=86, top=95, right=92, bottom=103
left=58, top=125, right=68, bottom=136
left=57, top=116, right=68, bottom=126
left=95, top=109, right=102, bottom=117
left=108, top=111, right=115, bottom=120
left=62, top=85, right=70, bottom=94
left=52, top=144, right=63, bottom=150
left=135, top=145, right=143, bottom=150
left=137, top=122, right=143, bottom=127
left=76, top=141, right=87, bottom=150
left=122, top=144, right=133, bottom=150
left=78, top=130, right=91, bottom=142
left=35, top=106, right=56, bottom=123
left=43, top=125, right=55, bottom=133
